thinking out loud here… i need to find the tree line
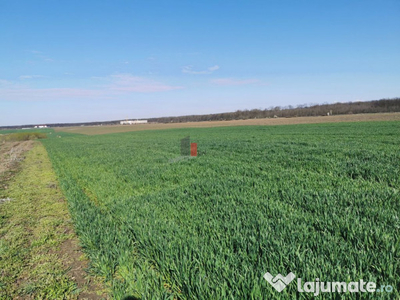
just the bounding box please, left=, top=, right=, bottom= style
left=147, top=98, right=400, bottom=123
left=1, top=98, right=399, bottom=129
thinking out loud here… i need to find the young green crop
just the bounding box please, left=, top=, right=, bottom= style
left=42, top=121, right=400, bottom=299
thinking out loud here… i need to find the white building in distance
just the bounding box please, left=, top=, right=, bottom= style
left=120, top=120, right=148, bottom=125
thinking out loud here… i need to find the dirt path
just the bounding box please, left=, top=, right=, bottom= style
left=0, top=142, right=108, bottom=299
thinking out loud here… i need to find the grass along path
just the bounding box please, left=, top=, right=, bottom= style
left=0, top=142, right=107, bottom=299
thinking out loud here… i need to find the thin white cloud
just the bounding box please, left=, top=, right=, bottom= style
left=0, top=73, right=183, bottom=101
left=109, top=74, right=183, bottom=93
left=19, top=75, right=45, bottom=80
left=0, top=79, right=26, bottom=89
left=182, top=65, right=220, bottom=75
left=208, top=65, right=220, bottom=72
left=0, top=79, right=13, bottom=86
left=26, top=50, right=54, bottom=63
left=211, top=78, right=261, bottom=86
left=177, top=51, right=202, bottom=56
left=1, top=88, right=103, bottom=101
left=26, top=50, right=42, bottom=54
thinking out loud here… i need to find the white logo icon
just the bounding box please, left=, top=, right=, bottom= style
left=264, top=272, right=296, bottom=292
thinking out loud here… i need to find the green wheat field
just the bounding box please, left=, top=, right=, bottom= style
left=41, top=121, right=399, bottom=299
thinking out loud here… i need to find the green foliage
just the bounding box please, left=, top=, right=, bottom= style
left=42, top=121, right=400, bottom=299
left=1, top=132, right=47, bottom=141
left=0, top=128, right=53, bottom=134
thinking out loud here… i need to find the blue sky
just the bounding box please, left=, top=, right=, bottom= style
left=1, top=0, right=399, bottom=126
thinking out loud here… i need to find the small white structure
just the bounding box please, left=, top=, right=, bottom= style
left=120, top=120, right=148, bottom=125
left=34, top=125, right=48, bottom=128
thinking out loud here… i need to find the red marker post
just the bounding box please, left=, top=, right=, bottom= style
left=190, top=143, right=197, bottom=156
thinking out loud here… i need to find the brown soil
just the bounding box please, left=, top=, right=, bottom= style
left=59, top=238, right=107, bottom=300
left=55, top=112, right=400, bottom=135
